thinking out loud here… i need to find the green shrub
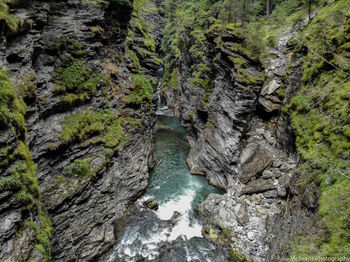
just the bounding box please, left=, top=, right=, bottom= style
left=55, top=61, right=102, bottom=95
left=128, top=73, right=154, bottom=105
left=29, top=213, right=52, bottom=260
left=285, top=1, right=350, bottom=258
left=60, top=109, right=127, bottom=149
left=65, top=158, right=95, bottom=178
left=0, top=68, right=27, bottom=133
left=0, top=67, right=52, bottom=259
left=0, top=0, right=18, bottom=32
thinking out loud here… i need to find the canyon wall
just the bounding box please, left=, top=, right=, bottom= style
left=0, top=0, right=162, bottom=260
left=161, top=12, right=318, bottom=262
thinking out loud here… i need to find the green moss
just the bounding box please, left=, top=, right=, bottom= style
left=0, top=0, right=18, bottom=32
left=234, top=69, right=266, bottom=86
left=48, top=35, right=69, bottom=51
left=54, top=61, right=111, bottom=106
left=60, top=109, right=128, bottom=149
left=127, top=48, right=141, bottom=70
left=0, top=145, right=15, bottom=167
left=61, top=92, right=87, bottom=105
left=285, top=1, right=350, bottom=258
left=28, top=213, right=52, bottom=260
left=19, top=71, right=37, bottom=98
left=0, top=68, right=27, bottom=133
left=0, top=67, right=52, bottom=259
left=71, top=40, right=84, bottom=50
left=60, top=109, right=102, bottom=143
left=65, top=158, right=95, bottom=178
left=127, top=73, right=154, bottom=105
left=163, top=67, right=179, bottom=90
left=104, top=118, right=125, bottom=148
left=55, top=61, right=102, bottom=95
left=276, top=83, right=286, bottom=99
left=229, top=247, right=246, bottom=262
left=208, top=228, right=218, bottom=239
left=125, top=0, right=160, bottom=74
left=189, top=63, right=213, bottom=90
left=0, top=141, right=52, bottom=259
left=54, top=175, right=67, bottom=186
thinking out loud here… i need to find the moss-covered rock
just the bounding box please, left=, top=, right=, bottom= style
left=284, top=1, right=350, bottom=258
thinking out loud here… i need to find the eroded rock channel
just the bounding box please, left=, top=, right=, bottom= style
left=2, top=0, right=347, bottom=260
left=103, top=107, right=229, bottom=261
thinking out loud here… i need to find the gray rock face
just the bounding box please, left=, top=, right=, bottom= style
left=162, top=23, right=314, bottom=261
left=0, top=0, right=159, bottom=261
left=238, top=146, right=274, bottom=184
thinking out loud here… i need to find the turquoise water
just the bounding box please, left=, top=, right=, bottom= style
left=105, top=112, right=223, bottom=261
left=146, top=114, right=222, bottom=213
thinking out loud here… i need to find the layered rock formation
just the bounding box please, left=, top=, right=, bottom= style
left=162, top=18, right=316, bottom=262
left=0, top=0, right=161, bottom=260
left=1, top=0, right=343, bottom=260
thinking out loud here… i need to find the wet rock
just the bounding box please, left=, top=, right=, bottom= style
left=0, top=211, right=21, bottom=237
left=170, top=211, right=181, bottom=221
left=144, top=199, right=159, bottom=210
left=157, top=236, right=233, bottom=262
left=197, top=193, right=223, bottom=214
left=247, top=231, right=255, bottom=241
left=263, top=190, right=279, bottom=198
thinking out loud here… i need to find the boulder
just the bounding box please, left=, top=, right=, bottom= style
left=144, top=199, right=159, bottom=210
left=240, top=179, right=276, bottom=195
left=238, top=146, right=274, bottom=184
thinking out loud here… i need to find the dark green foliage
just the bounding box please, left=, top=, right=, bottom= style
left=55, top=61, right=101, bottom=96
left=161, top=0, right=216, bottom=93
left=19, top=71, right=37, bottom=98
left=126, top=0, right=160, bottom=69
left=28, top=213, right=53, bottom=260
left=0, top=71, right=52, bottom=258
left=65, top=158, right=95, bottom=178
left=128, top=73, right=154, bottom=105
left=54, top=61, right=110, bottom=105
left=60, top=109, right=127, bottom=149
left=0, top=0, right=18, bottom=32
left=124, top=0, right=158, bottom=105
left=284, top=1, right=350, bottom=258
left=0, top=68, right=27, bottom=133
left=161, top=0, right=266, bottom=97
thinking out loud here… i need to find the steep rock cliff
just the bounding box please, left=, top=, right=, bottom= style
left=0, top=0, right=161, bottom=260
left=160, top=4, right=318, bottom=261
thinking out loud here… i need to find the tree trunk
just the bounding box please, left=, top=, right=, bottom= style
left=215, top=0, right=225, bottom=19
left=266, top=0, right=272, bottom=18
left=242, top=0, right=249, bottom=24
left=308, top=0, right=312, bottom=21
left=227, top=0, right=233, bottom=24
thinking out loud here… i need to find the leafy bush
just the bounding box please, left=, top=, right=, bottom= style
left=55, top=61, right=102, bottom=95
left=285, top=1, right=350, bottom=258
left=0, top=0, right=18, bottom=32
left=60, top=109, right=127, bottom=149
left=128, top=73, right=154, bottom=105
left=0, top=68, right=27, bottom=133
left=65, top=158, right=95, bottom=178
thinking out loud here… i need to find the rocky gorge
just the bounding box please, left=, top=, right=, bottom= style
left=1, top=0, right=350, bottom=261
left=0, top=0, right=161, bottom=260
left=162, top=20, right=311, bottom=262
